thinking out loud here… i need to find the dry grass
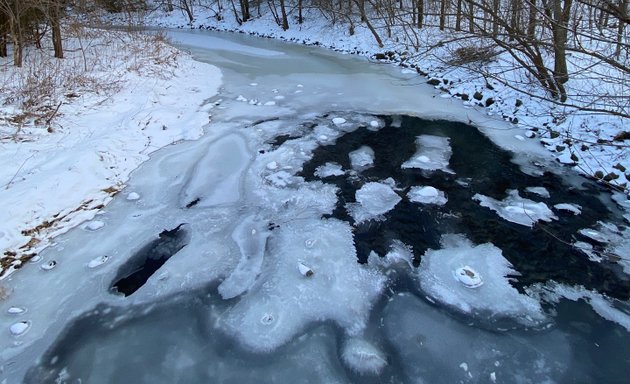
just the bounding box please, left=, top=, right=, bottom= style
left=0, top=24, right=180, bottom=140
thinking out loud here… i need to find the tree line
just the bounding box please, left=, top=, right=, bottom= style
left=1, top=0, right=627, bottom=116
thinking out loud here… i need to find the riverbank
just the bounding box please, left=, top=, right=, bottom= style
left=0, top=28, right=222, bottom=279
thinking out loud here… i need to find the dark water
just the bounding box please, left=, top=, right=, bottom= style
left=24, top=114, right=630, bottom=383
left=300, top=115, right=630, bottom=299
left=111, top=224, right=190, bottom=296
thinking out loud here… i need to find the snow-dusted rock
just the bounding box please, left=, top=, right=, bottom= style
left=10, top=321, right=30, bottom=336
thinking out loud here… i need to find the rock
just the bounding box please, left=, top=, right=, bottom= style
left=298, top=263, right=314, bottom=277
left=427, top=79, right=441, bottom=86
left=485, top=98, right=495, bottom=107
left=473, top=91, right=483, bottom=100
left=454, top=266, right=483, bottom=288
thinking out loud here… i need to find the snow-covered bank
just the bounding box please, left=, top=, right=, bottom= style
left=0, top=29, right=222, bottom=278
left=130, top=6, right=628, bottom=194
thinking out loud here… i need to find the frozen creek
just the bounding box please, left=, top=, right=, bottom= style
left=2, top=30, right=630, bottom=383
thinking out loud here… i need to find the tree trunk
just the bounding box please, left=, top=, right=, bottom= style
left=0, top=32, right=7, bottom=57
left=440, top=0, right=447, bottom=30
left=551, top=0, right=572, bottom=89
left=51, top=5, right=63, bottom=59
left=456, top=0, right=463, bottom=31
left=417, top=0, right=424, bottom=28
left=527, top=0, right=537, bottom=40
left=279, top=0, right=289, bottom=30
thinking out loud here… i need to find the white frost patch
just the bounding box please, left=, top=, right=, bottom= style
left=349, top=146, right=375, bottom=170
left=347, top=182, right=401, bottom=224
left=341, top=337, right=388, bottom=375
left=408, top=186, right=447, bottom=206
left=218, top=219, right=386, bottom=352
left=473, top=190, right=557, bottom=227
left=368, top=240, right=414, bottom=270
left=218, top=215, right=271, bottom=300
left=314, top=162, right=345, bottom=178
left=417, top=234, right=546, bottom=327
left=83, top=220, right=104, bottom=231
left=402, top=135, right=454, bottom=174
left=525, top=187, right=550, bottom=198
left=554, top=203, right=582, bottom=215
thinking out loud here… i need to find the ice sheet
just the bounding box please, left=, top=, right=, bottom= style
left=217, top=219, right=386, bottom=352
left=180, top=134, right=251, bottom=208
left=385, top=293, right=572, bottom=383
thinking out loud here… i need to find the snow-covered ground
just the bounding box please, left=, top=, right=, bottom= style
left=0, top=28, right=221, bottom=278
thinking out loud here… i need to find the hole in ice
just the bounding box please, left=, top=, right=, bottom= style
left=260, top=313, right=275, bottom=325
left=111, top=224, right=190, bottom=297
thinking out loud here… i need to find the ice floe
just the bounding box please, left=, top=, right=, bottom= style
left=314, top=162, right=345, bottom=178
left=530, top=282, right=630, bottom=332
left=554, top=203, right=582, bottom=215
left=525, top=186, right=550, bottom=198
left=473, top=189, right=557, bottom=227
left=346, top=182, right=401, bottom=224
left=349, top=146, right=375, bottom=170
left=401, top=135, right=454, bottom=174
left=217, top=219, right=386, bottom=352
left=417, top=235, right=547, bottom=327
left=407, top=186, right=447, bottom=205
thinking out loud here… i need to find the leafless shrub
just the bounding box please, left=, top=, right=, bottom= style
left=449, top=45, right=499, bottom=66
